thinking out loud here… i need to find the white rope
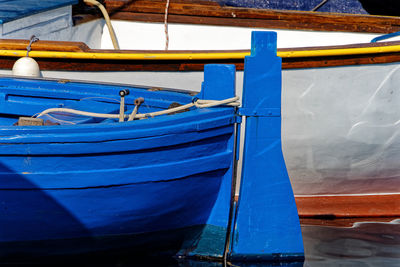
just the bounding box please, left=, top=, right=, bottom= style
left=164, top=0, right=170, bottom=50
left=41, top=113, right=76, bottom=125
left=79, top=96, right=121, bottom=103
left=35, top=96, right=240, bottom=121
left=195, top=97, right=240, bottom=108
left=140, top=102, right=195, bottom=118
left=37, top=108, right=123, bottom=120
left=84, top=0, right=120, bottom=50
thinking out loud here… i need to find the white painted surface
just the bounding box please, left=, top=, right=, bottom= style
left=282, top=62, right=400, bottom=195
left=101, top=20, right=399, bottom=50
left=1, top=8, right=398, bottom=50
left=0, top=6, right=73, bottom=40
left=69, top=19, right=105, bottom=49
left=0, top=6, right=105, bottom=49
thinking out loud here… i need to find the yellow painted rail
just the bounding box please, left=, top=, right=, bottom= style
left=1, top=44, right=400, bottom=60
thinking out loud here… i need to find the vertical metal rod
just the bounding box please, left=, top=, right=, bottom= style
left=223, top=113, right=239, bottom=263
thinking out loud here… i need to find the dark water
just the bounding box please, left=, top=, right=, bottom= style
left=301, top=218, right=400, bottom=266
left=2, top=218, right=399, bottom=266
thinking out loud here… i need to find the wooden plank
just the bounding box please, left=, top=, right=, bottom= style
left=296, top=194, right=400, bottom=217
left=91, top=0, right=400, bottom=34
left=108, top=11, right=398, bottom=33
left=2, top=38, right=400, bottom=71
left=300, top=217, right=398, bottom=227
left=0, top=39, right=90, bottom=52
left=1, top=51, right=400, bottom=71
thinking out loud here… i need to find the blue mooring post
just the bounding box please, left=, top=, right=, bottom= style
left=230, top=31, right=304, bottom=261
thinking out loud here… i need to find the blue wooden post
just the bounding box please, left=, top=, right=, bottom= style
left=230, top=31, right=304, bottom=261
left=179, top=64, right=237, bottom=258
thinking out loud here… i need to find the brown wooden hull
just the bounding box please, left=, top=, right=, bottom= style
left=296, top=194, right=400, bottom=218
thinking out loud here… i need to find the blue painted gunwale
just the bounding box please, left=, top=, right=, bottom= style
left=0, top=76, right=236, bottom=256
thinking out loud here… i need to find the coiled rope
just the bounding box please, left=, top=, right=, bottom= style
left=35, top=96, right=240, bottom=121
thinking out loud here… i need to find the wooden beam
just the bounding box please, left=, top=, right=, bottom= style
left=90, top=0, right=400, bottom=33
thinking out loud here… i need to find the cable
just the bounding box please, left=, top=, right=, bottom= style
left=84, top=0, right=120, bottom=49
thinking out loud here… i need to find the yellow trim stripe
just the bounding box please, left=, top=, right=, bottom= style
left=0, top=45, right=400, bottom=60
left=0, top=50, right=249, bottom=60
left=279, top=45, right=400, bottom=58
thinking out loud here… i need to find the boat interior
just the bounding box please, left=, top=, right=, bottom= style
left=0, top=77, right=195, bottom=126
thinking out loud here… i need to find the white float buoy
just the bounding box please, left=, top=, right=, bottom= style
left=12, top=57, right=42, bottom=78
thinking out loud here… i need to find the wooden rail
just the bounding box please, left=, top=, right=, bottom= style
left=1, top=38, right=400, bottom=70
left=77, top=0, right=400, bottom=34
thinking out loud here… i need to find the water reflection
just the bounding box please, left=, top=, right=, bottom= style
left=302, top=218, right=400, bottom=266
left=1, top=218, right=399, bottom=266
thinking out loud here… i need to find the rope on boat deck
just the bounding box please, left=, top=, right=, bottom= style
left=34, top=96, right=240, bottom=122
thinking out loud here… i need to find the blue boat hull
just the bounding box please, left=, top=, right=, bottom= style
left=0, top=171, right=224, bottom=241
left=0, top=77, right=236, bottom=257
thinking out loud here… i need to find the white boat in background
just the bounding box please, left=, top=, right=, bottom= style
left=2, top=0, right=400, bottom=89
left=1, top=0, right=399, bottom=217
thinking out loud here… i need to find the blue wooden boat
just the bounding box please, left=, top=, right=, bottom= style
left=0, top=32, right=304, bottom=262
left=0, top=75, right=237, bottom=257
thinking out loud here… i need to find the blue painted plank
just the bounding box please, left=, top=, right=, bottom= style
left=0, top=172, right=223, bottom=242
left=0, top=0, right=77, bottom=24
left=230, top=31, right=304, bottom=261
left=182, top=64, right=237, bottom=258
left=199, top=64, right=236, bottom=101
